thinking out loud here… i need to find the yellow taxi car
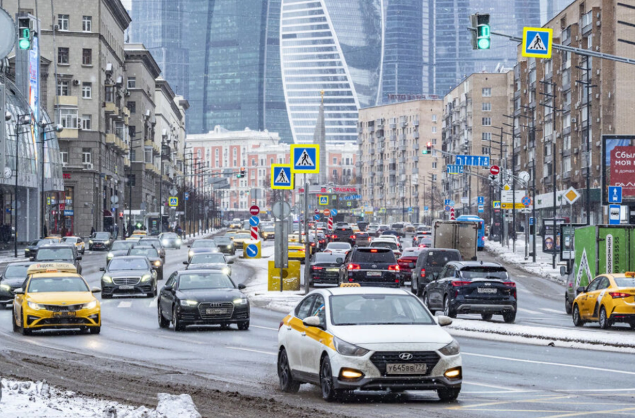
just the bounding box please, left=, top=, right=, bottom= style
left=61, top=236, right=86, bottom=254
left=44, top=236, right=63, bottom=243
left=132, top=230, right=147, bottom=236
left=232, top=232, right=252, bottom=247
left=288, top=242, right=307, bottom=263
left=12, top=263, right=101, bottom=335
left=229, top=220, right=243, bottom=229
left=572, top=272, right=635, bottom=329
left=260, top=225, right=275, bottom=240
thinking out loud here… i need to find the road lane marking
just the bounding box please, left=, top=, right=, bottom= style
left=517, top=307, right=542, bottom=315
left=226, top=346, right=277, bottom=356
left=449, top=394, right=570, bottom=410
left=117, top=301, right=132, bottom=308
left=149, top=297, right=158, bottom=308
left=543, top=406, right=635, bottom=418
left=541, top=308, right=566, bottom=314
left=251, top=325, right=278, bottom=331
left=463, top=352, right=635, bottom=376
left=463, top=381, right=527, bottom=392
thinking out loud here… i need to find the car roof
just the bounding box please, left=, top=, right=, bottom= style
left=6, top=261, right=37, bottom=267
left=177, top=269, right=228, bottom=276
left=451, top=261, right=503, bottom=268
left=130, top=245, right=155, bottom=250
left=113, top=255, right=148, bottom=260
left=319, top=287, right=411, bottom=296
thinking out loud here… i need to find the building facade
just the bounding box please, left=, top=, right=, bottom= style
left=358, top=100, right=444, bottom=223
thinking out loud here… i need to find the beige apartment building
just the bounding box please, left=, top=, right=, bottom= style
left=358, top=99, right=443, bottom=223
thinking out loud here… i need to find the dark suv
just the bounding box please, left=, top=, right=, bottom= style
left=339, top=247, right=400, bottom=287
left=330, top=227, right=355, bottom=245
left=411, top=249, right=462, bottom=296
left=423, top=261, right=517, bottom=322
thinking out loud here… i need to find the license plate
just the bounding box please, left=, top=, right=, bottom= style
left=53, top=311, right=76, bottom=317
left=367, top=271, right=382, bottom=277
left=206, top=308, right=228, bottom=315
left=386, top=363, right=427, bottom=375
left=119, top=285, right=134, bottom=290
left=477, top=287, right=497, bottom=294
left=327, top=268, right=339, bottom=272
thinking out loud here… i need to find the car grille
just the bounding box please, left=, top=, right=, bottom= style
left=370, top=351, right=440, bottom=376
left=198, top=302, right=234, bottom=320
left=113, top=277, right=140, bottom=286
left=42, top=304, right=83, bottom=312
left=39, top=317, right=91, bottom=325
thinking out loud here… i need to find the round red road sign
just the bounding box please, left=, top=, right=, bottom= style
left=324, top=209, right=331, bottom=217
left=490, top=165, right=500, bottom=176
left=249, top=205, right=260, bottom=216
left=314, top=209, right=320, bottom=214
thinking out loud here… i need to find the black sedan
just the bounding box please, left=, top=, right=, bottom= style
left=89, top=232, right=113, bottom=251
left=424, top=261, right=517, bottom=322
left=24, top=238, right=58, bottom=258
left=128, top=246, right=164, bottom=280
left=309, top=253, right=343, bottom=286
left=187, top=239, right=219, bottom=261
left=107, top=240, right=136, bottom=262
left=214, top=237, right=236, bottom=256
left=0, top=262, right=35, bottom=307
left=184, top=253, right=234, bottom=277
left=100, top=256, right=158, bottom=298
left=158, top=270, right=249, bottom=331
left=138, top=238, right=166, bottom=263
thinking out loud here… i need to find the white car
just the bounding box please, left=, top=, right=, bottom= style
left=277, top=287, right=462, bottom=401
left=324, top=242, right=352, bottom=256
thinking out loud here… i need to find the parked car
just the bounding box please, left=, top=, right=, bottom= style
left=411, top=249, right=462, bottom=296
left=309, top=253, right=344, bottom=286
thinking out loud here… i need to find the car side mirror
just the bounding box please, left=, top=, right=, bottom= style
left=76, top=256, right=82, bottom=260
left=336, top=258, right=343, bottom=264
left=183, top=261, right=188, bottom=265
left=433, top=272, right=439, bottom=280
left=228, top=260, right=234, bottom=264
left=437, top=316, right=453, bottom=327
left=303, top=316, right=322, bottom=329
left=99, top=267, right=105, bottom=271
left=238, top=283, right=246, bottom=290
left=163, top=285, right=173, bottom=291
left=409, top=263, right=415, bottom=269
left=576, top=286, right=586, bottom=294
left=559, top=266, right=567, bottom=276
left=13, top=288, right=24, bottom=295
left=91, top=287, right=101, bottom=293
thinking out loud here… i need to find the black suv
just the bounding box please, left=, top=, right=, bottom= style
left=339, top=247, right=400, bottom=287
left=330, top=227, right=355, bottom=245
left=411, top=249, right=462, bottom=296
left=423, top=261, right=517, bottom=323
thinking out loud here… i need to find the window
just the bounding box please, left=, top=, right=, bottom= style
left=58, top=14, right=69, bottom=31
left=563, top=156, right=571, bottom=172
left=482, top=118, right=492, bottom=126
left=81, top=114, right=92, bottom=130
left=82, top=148, right=92, bottom=165
left=58, top=108, right=78, bottom=129
left=482, top=147, right=490, bottom=155
left=61, top=151, right=68, bottom=166
left=129, top=125, right=136, bottom=140
left=563, top=135, right=571, bottom=151
left=82, top=16, right=92, bottom=32
left=432, top=126, right=437, bottom=133
left=431, top=174, right=437, bottom=181
left=82, top=49, right=92, bottom=65
left=127, top=77, right=136, bottom=89
left=58, top=47, right=69, bottom=64
left=432, top=162, right=437, bottom=169
left=333, top=158, right=337, bottom=164
left=127, top=101, right=136, bottom=113
left=482, top=102, right=491, bottom=111
left=482, top=88, right=492, bottom=97
left=482, top=132, right=491, bottom=141
left=57, top=80, right=69, bottom=96
left=81, top=82, right=91, bottom=99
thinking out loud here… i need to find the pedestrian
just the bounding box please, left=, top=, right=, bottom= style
left=43, top=224, right=48, bottom=238
left=90, top=226, right=96, bottom=237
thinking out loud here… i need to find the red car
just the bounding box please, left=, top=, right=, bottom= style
left=397, top=247, right=423, bottom=286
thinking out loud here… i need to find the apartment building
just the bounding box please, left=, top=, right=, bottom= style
left=358, top=99, right=443, bottom=223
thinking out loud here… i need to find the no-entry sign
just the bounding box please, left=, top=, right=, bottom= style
left=490, top=165, right=500, bottom=176
left=250, top=205, right=260, bottom=216
left=324, top=209, right=331, bottom=217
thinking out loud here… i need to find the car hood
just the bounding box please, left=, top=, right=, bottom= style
left=3, top=279, right=26, bottom=287
left=175, top=288, right=243, bottom=302
left=106, top=270, right=150, bottom=278
left=110, top=250, right=129, bottom=256
left=190, top=248, right=218, bottom=253
left=28, top=292, right=95, bottom=304
left=187, top=263, right=227, bottom=270
left=332, top=324, right=453, bottom=347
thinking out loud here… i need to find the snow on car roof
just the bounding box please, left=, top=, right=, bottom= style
left=322, top=287, right=410, bottom=296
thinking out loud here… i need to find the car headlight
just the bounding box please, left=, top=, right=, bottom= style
left=105, top=240, right=110, bottom=244
left=141, top=274, right=152, bottom=282
left=107, top=252, right=114, bottom=260
left=154, top=260, right=162, bottom=267
left=89, top=240, right=94, bottom=244
left=162, top=240, right=169, bottom=245
left=439, top=339, right=460, bottom=356
left=0, top=283, right=11, bottom=291
left=188, top=251, right=194, bottom=257
left=222, top=267, right=231, bottom=275
left=83, top=300, right=98, bottom=310
left=176, top=239, right=182, bottom=245
left=180, top=299, right=198, bottom=307
left=27, top=301, right=43, bottom=311
left=233, top=297, right=248, bottom=306
left=333, top=337, right=369, bottom=357
left=102, top=275, right=113, bottom=283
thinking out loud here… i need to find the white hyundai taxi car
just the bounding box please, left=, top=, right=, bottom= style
left=277, top=287, right=462, bottom=401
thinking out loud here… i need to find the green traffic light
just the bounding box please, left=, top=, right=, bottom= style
left=478, top=38, right=490, bottom=49
left=18, top=38, right=30, bottom=50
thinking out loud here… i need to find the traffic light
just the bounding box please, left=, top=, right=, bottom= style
left=423, top=142, right=432, bottom=155
left=470, top=14, right=490, bottom=50
left=18, top=17, right=33, bottom=50
left=237, top=167, right=246, bottom=178
left=119, top=212, right=124, bottom=219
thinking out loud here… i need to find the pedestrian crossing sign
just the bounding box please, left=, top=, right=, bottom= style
left=290, top=144, right=320, bottom=174
left=168, top=197, right=178, bottom=207
left=319, top=195, right=329, bottom=206
left=522, top=27, right=553, bottom=59
left=271, top=164, right=294, bottom=190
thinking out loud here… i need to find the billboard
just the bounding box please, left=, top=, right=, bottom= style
left=602, top=135, right=635, bottom=205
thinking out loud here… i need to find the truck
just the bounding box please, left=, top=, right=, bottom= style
left=563, top=225, right=635, bottom=314
left=432, top=220, right=478, bottom=261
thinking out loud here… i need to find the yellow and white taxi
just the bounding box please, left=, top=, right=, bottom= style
left=12, top=263, right=101, bottom=335
left=287, top=242, right=307, bottom=263
left=277, top=287, right=461, bottom=402
left=572, top=273, right=635, bottom=329
left=132, top=230, right=147, bottom=237
left=61, top=236, right=86, bottom=254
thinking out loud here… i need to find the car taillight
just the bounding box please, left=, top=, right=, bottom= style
left=349, top=278, right=354, bottom=282
left=504, top=282, right=516, bottom=287
left=610, top=292, right=632, bottom=298
left=388, top=265, right=400, bottom=271
left=350, top=235, right=356, bottom=239
left=348, top=263, right=361, bottom=270
left=370, top=249, right=378, bottom=253
left=300, top=248, right=305, bottom=252
left=420, top=268, right=426, bottom=277
left=312, top=266, right=323, bottom=270
left=311, top=242, right=316, bottom=246
left=451, top=281, right=471, bottom=287
left=332, top=235, right=337, bottom=239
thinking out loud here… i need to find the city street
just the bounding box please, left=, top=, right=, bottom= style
left=1, top=238, right=634, bottom=417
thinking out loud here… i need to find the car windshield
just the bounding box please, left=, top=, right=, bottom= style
left=62, top=237, right=78, bottom=243
left=352, top=249, right=395, bottom=263
left=192, top=240, right=217, bottom=248
left=191, top=254, right=226, bottom=264
left=425, top=251, right=460, bottom=266
left=234, top=234, right=250, bottom=240
left=27, top=277, right=89, bottom=293
left=111, top=241, right=134, bottom=251
left=4, top=264, right=31, bottom=279
left=615, top=277, right=635, bottom=287
left=129, top=248, right=159, bottom=257
left=402, top=250, right=421, bottom=257
left=328, top=243, right=351, bottom=250
left=94, top=233, right=110, bottom=239
left=178, top=273, right=234, bottom=290
left=108, top=258, right=149, bottom=271
left=391, top=224, right=404, bottom=229
left=36, top=248, right=74, bottom=260
left=330, top=294, right=434, bottom=326
left=459, top=267, right=509, bottom=281
left=36, top=239, right=56, bottom=247
left=161, top=233, right=178, bottom=238
left=140, top=239, right=161, bottom=247
left=371, top=241, right=398, bottom=250
left=314, top=254, right=342, bottom=263
left=215, top=238, right=232, bottom=245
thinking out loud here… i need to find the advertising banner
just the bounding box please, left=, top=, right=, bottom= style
left=602, top=136, right=635, bottom=205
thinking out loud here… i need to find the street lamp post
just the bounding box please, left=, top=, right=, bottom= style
left=38, top=122, right=63, bottom=238
left=12, top=113, right=32, bottom=257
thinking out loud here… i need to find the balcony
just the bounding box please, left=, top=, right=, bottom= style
left=413, top=120, right=419, bottom=127
left=389, top=169, right=396, bottom=176
left=399, top=168, right=406, bottom=176
left=162, top=174, right=170, bottom=183
left=412, top=167, right=419, bottom=174
left=400, top=121, right=408, bottom=128
left=106, top=133, right=116, bottom=146
left=413, top=156, right=419, bottom=162
left=145, top=163, right=157, bottom=175
left=390, top=123, right=396, bottom=130
left=398, top=143, right=407, bottom=152
left=413, top=132, right=420, bottom=139
left=124, top=157, right=131, bottom=167
left=104, top=101, right=118, bottom=115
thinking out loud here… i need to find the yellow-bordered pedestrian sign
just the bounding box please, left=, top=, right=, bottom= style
left=271, top=164, right=294, bottom=190
left=290, top=144, right=320, bottom=174
left=318, top=195, right=329, bottom=206
left=522, top=27, right=553, bottom=59
left=169, top=197, right=178, bottom=207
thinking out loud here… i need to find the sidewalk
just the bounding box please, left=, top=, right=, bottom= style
left=485, top=234, right=564, bottom=284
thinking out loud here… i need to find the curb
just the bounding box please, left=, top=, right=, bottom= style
left=484, top=244, right=565, bottom=285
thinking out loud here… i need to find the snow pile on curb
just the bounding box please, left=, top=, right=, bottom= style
left=447, top=318, right=635, bottom=353
left=0, top=379, right=201, bottom=418
left=242, top=245, right=305, bottom=314
left=485, top=240, right=564, bottom=284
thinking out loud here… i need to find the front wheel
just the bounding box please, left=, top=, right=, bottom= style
left=12, top=308, right=19, bottom=333
left=89, top=326, right=101, bottom=335
left=437, top=386, right=461, bottom=402
left=20, top=310, right=31, bottom=335
left=320, top=356, right=340, bottom=402
left=173, top=306, right=185, bottom=331
left=599, top=306, right=611, bottom=329
left=481, top=313, right=493, bottom=321
left=278, top=349, right=300, bottom=393
left=238, top=321, right=249, bottom=330
left=572, top=304, right=585, bottom=327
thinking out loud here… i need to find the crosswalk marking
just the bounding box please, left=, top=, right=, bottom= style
left=517, top=307, right=542, bottom=315
left=117, top=301, right=132, bottom=308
